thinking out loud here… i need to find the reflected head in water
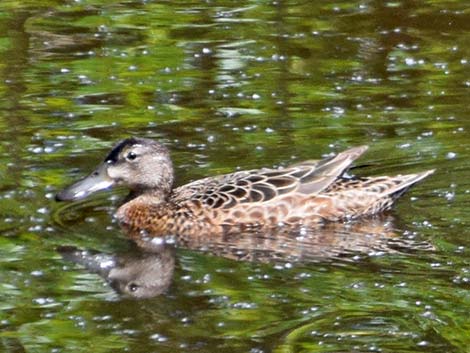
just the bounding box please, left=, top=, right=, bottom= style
left=57, top=244, right=175, bottom=299
left=56, top=138, right=434, bottom=246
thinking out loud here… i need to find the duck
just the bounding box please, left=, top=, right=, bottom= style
left=56, top=137, right=434, bottom=242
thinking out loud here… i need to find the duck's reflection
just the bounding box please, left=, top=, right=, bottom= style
left=58, top=216, right=433, bottom=299
left=176, top=216, right=434, bottom=263
left=58, top=244, right=175, bottom=299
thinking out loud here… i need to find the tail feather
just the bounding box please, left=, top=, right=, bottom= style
left=382, top=169, right=435, bottom=199
left=325, top=169, right=435, bottom=218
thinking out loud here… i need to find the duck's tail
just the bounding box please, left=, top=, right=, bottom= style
left=382, top=169, right=435, bottom=200
left=359, top=169, right=435, bottom=215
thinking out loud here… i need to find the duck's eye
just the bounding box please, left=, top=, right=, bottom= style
left=128, top=283, right=139, bottom=292
left=126, top=151, right=138, bottom=161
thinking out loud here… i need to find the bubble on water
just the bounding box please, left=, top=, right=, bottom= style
left=445, top=191, right=455, bottom=201
left=232, top=302, right=257, bottom=309
left=202, top=274, right=211, bottom=283
left=33, top=297, right=55, bottom=305
left=31, top=147, right=43, bottom=154
left=446, top=152, right=457, bottom=159
left=99, top=259, right=115, bottom=269
left=150, top=333, right=168, bottom=342
left=37, top=207, right=49, bottom=214
left=422, top=220, right=432, bottom=227
left=181, top=317, right=191, bottom=324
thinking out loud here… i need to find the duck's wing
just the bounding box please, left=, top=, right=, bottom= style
left=173, top=146, right=368, bottom=209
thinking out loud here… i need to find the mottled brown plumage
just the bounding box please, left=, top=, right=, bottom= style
left=56, top=138, right=434, bottom=242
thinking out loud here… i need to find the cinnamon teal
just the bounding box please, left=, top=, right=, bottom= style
left=56, top=138, right=434, bottom=241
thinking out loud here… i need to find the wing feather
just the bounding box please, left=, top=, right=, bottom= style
left=172, top=146, right=369, bottom=209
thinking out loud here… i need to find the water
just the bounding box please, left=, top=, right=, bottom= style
left=0, top=0, right=469, bottom=352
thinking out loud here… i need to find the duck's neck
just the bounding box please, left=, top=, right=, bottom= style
left=125, top=187, right=172, bottom=204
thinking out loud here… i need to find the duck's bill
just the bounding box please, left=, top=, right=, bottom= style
left=55, top=164, right=115, bottom=201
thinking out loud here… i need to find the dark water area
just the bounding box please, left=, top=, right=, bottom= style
left=0, top=0, right=469, bottom=352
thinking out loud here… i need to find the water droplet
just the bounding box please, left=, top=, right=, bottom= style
left=446, top=152, right=457, bottom=159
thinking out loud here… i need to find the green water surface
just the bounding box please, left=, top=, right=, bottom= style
left=0, top=0, right=469, bottom=352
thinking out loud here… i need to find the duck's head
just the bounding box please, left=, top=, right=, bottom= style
left=56, top=137, right=174, bottom=201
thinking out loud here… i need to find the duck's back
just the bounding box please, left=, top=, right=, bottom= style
left=171, top=146, right=362, bottom=206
